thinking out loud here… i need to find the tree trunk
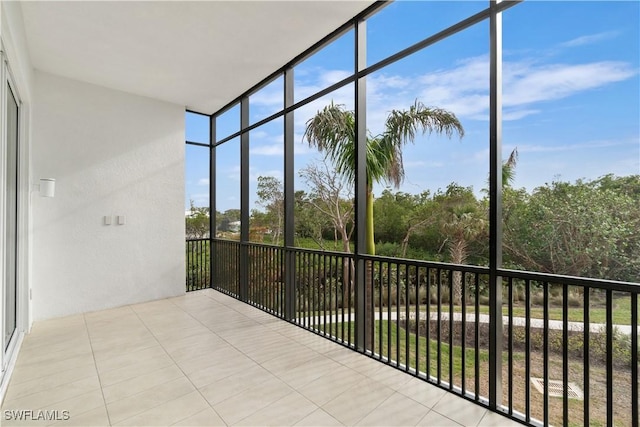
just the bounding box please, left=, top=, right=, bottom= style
left=366, top=188, right=375, bottom=255
left=449, top=238, right=468, bottom=306
left=340, top=227, right=352, bottom=310
left=365, top=187, right=375, bottom=350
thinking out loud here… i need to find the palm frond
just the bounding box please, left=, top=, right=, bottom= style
left=303, top=102, right=356, bottom=181
left=502, top=147, right=519, bottom=187
left=379, top=100, right=464, bottom=188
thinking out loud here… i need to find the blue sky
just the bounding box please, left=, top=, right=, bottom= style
left=186, top=0, right=639, bottom=213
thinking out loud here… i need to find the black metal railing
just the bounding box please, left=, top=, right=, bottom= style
left=186, top=238, right=210, bottom=291
left=211, top=239, right=240, bottom=297
left=294, top=247, right=355, bottom=344
left=247, top=243, right=285, bottom=317
left=202, top=238, right=638, bottom=427
left=497, top=269, right=639, bottom=427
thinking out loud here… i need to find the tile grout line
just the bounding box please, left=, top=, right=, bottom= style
left=200, top=290, right=441, bottom=420
left=204, top=290, right=472, bottom=426
left=2, top=324, right=97, bottom=414
left=164, top=292, right=342, bottom=424
left=83, top=311, right=114, bottom=426
left=209, top=294, right=472, bottom=424
left=106, top=302, right=217, bottom=426
left=132, top=296, right=232, bottom=426
left=86, top=304, right=206, bottom=425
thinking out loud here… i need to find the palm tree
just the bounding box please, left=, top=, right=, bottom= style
left=304, top=100, right=464, bottom=255
left=305, top=100, right=464, bottom=349
left=502, top=147, right=519, bottom=187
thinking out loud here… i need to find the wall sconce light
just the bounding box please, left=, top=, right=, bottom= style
left=39, top=178, right=56, bottom=198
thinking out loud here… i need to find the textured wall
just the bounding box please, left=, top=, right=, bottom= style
left=31, top=71, right=185, bottom=320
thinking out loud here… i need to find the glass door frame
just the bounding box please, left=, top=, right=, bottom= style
left=0, top=48, right=26, bottom=375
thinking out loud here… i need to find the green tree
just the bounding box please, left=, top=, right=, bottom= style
left=374, top=189, right=419, bottom=244
left=304, top=100, right=464, bottom=255
left=503, top=176, right=640, bottom=282
left=217, top=209, right=241, bottom=234
left=373, top=189, right=437, bottom=258
left=256, top=176, right=284, bottom=244
left=299, top=159, right=355, bottom=253
left=186, top=200, right=210, bottom=239
left=294, top=190, right=333, bottom=249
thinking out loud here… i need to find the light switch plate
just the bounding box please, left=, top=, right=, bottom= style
left=104, top=215, right=112, bottom=225
left=117, top=215, right=126, bottom=225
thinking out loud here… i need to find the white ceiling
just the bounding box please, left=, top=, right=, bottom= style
left=20, top=1, right=375, bottom=114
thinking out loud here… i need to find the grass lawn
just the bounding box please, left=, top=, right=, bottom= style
left=434, top=294, right=636, bottom=325
left=296, top=295, right=637, bottom=326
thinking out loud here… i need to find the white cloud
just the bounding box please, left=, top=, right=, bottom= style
left=320, top=70, right=351, bottom=86
left=503, top=61, right=635, bottom=107
left=559, top=31, right=619, bottom=48
left=516, top=138, right=638, bottom=154
left=405, top=160, right=444, bottom=168
left=250, top=88, right=282, bottom=108
left=187, top=193, right=209, bottom=207
left=293, top=84, right=354, bottom=128
left=227, top=165, right=241, bottom=181
left=502, top=109, right=540, bottom=121
left=250, top=169, right=283, bottom=183
left=197, top=178, right=209, bottom=186
left=249, top=143, right=283, bottom=156
left=348, top=55, right=636, bottom=129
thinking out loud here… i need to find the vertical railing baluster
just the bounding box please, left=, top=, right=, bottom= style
left=308, top=252, right=313, bottom=329
left=437, top=268, right=442, bottom=385
left=606, top=289, right=613, bottom=427
left=405, top=262, right=410, bottom=371
left=198, top=240, right=202, bottom=290
left=427, top=268, right=433, bottom=381
left=264, top=247, right=268, bottom=309
left=252, top=246, right=256, bottom=304
left=262, top=247, right=265, bottom=309
left=323, top=254, right=327, bottom=335
left=379, top=260, right=383, bottom=360
left=304, top=252, right=309, bottom=328
left=386, top=261, right=391, bottom=364
left=331, top=254, right=335, bottom=334
left=252, top=246, right=256, bottom=305
left=347, top=256, right=351, bottom=345
left=309, top=252, right=313, bottom=328
left=341, top=256, right=345, bottom=343
left=193, top=240, right=197, bottom=290
left=415, top=265, right=420, bottom=377
left=508, top=277, right=513, bottom=415
left=543, top=282, right=549, bottom=427
left=461, top=271, right=467, bottom=394
left=219, top=241, right=223, bottom=291
left=449, top=268, right=454, bottom=389
left=583, top=287, right=590, bottom=427
left=562, top=284, right=569, bottom=426
left=396, top=262, right=400, bottom=367
left=525, top=279, right=531, bottom=423
left=313, top=253, right=324, bottom=332
left=298, top=252, right=302, bottom=324
left=185, top=241, right=190, bottom=291
left=631, top=292, right=638, bottom=427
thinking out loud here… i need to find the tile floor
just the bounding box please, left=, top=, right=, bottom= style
left=1, top=289, right=520, bottom=426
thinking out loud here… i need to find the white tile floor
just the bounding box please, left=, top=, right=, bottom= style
left=1, top=289, right=521, bottom=426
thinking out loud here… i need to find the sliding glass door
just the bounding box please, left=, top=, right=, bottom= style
left=3, top=80, right=18, bottom=351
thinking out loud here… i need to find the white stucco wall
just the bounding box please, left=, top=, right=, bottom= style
left=31, top=71, right=185, bottom=320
